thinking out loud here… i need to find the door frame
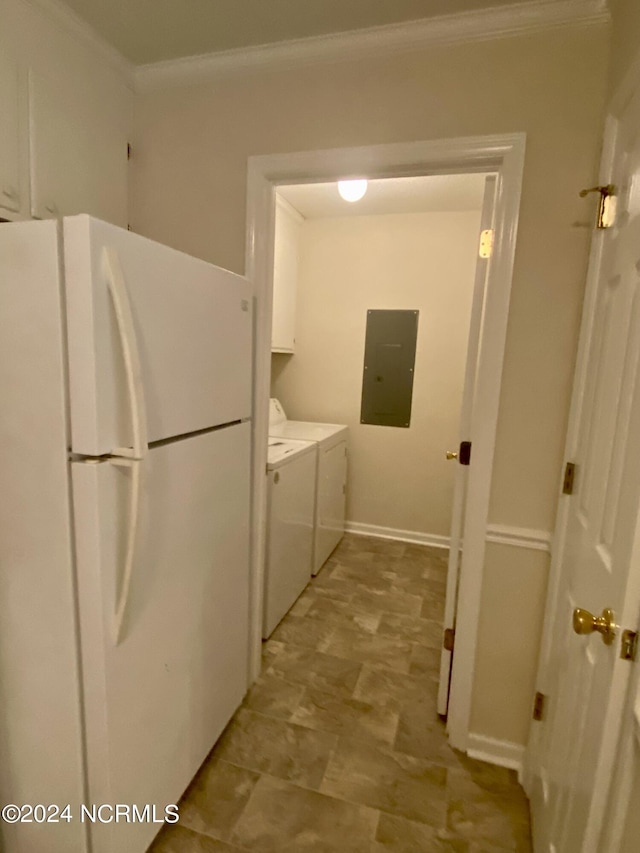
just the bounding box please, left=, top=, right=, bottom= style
left=245, top=133, right=526, bottom=750
left=438, top=174, right=497, bottom=718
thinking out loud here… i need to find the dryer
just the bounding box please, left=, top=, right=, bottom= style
left=269, top=399, right=349, bottom=574
left=264, top=437, right=316, bottom=638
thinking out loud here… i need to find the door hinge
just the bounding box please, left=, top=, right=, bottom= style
left=459, top=441, right=472, bottom=466
left=443, top=628, right=455, bottom=652
left=620, top=630, right=638, bottom=661
left=579, top=184, right=616, bottom=229
left=479, top=229, right=494, bottom=258
left=127, top=142, right=132, bottom=160
left=532, top=691, right=547, bottom=721
left=562, top=462, right=576, bottom=495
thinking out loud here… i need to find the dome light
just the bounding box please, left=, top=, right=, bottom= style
left=338, top=179, right=368, bottom=202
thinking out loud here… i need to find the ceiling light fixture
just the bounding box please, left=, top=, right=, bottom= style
left=338, top=179, right=368, bottom=202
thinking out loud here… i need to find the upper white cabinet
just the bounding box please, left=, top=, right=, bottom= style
left=1, top=0, right=133, bottom=227
left=271, top=196, right=303, bottom=353
left=0, top=50, right=25, bottom=216
left=29, top=72, right=128, bottom=224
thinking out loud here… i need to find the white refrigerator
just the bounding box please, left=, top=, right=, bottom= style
left=0, top=216, right=253, bottom=853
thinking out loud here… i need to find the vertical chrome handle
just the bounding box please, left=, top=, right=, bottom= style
left=103, top=247, right=149, bottom=645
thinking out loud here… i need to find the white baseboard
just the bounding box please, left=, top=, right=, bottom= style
left=345, top=521, right=450, bottom=550
left=486, top=524, right=551, bottom=553
left=467, top=732, right=526, bottom=779
left=345, top=520, right=552, bottom=555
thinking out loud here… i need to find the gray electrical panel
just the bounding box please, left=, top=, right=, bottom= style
left=360, top=309, right=419, bottom=428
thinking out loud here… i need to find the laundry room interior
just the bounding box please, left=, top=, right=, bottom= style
left=268, top=173, right=489, bottom=552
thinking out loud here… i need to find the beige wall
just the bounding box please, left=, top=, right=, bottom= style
left=131, top=23, right=609, bottom=748
left=271, top=210, right=481, bottom=539
left=471, top=543, right=549, bottom=745
left=608, top=0, right=640, bottom=96
left=132, top=24, right=608, bottom=536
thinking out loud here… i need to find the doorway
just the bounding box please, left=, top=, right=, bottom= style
left=246, top=134, right=526, bottom=751
left=269, top=173, right=494, bottom=718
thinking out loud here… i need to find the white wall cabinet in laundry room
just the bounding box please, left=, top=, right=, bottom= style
left=0, top=50, right=26, bottom=217
left=28, top=71, right=128, bottom=226
left=271, top=194, right=303, bottom=353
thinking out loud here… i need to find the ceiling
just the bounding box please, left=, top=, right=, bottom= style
left=277, top=174, right=489, bottom=219
left=62, top=0, right=540, bottom=65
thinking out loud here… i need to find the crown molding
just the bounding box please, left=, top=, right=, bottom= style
left=135, top=0, right=609, bottom=92
left=24, top=0, right=134, bottom=85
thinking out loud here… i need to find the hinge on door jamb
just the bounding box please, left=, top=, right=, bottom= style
left=532, top=691, right=546, bottom=721
left=479, top=229, right=494, bottom=258
left=620, top=630, right=638, bottom=661
left=562, top=462, right=576, bottom=495
left=443, top=628, right=455, bottom=652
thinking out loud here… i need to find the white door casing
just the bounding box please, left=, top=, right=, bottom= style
left=246, top=135, right=526, bottom=751
left=438, top=174, right=497, bottom=717
left=525, top=75, right=640, bottom=853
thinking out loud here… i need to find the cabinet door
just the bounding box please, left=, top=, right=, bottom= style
left=271, top=196, right=301, bottom=352
left=29, top=71, right=128, bottom=225
left=0, top=51, right=23, bottom=214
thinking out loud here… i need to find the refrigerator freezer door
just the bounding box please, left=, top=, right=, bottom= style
left=64, top=215, right=252, bottom=456
left=71, top=422, right=251, bottom=853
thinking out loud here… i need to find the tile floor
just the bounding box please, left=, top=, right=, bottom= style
left=149, top=534, right=532, bottom=852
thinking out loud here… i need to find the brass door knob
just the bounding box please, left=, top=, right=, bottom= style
left=572, top=607, right=616, bottom=646
left=446, top=451, right=458, bottom=460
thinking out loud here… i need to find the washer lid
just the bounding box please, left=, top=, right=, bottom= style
left=267, top=437, right=316, bottom=470
left=270, top=420, right=349, bottom=446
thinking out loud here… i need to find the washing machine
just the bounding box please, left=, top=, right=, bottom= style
left=263, top=437, right=317, bottom=638
left=269, top=399, right=349, bottom=575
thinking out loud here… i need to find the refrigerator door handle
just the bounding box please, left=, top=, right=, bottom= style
left=103, top=246, right=148, bottom=644
left=103, top=246, right=149, bottom=461
left=109, top=455, right=143, bottom=645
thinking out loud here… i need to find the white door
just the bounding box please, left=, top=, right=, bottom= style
left=72, top=422, right=251, bottom=853
left=526, top=78, right=640, bottom=853
left=597, top=600, right=640, bottom=853
left=438, top=176, right=496, bottom=716
left=62, top=215, right=253, bottom=455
